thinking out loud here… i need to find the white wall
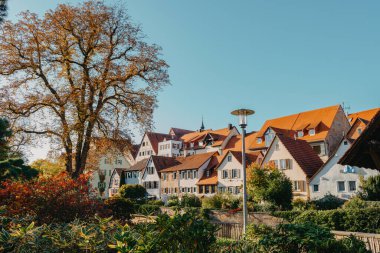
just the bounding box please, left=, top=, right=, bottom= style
left=90, top=153, right=131, bottom=198
left=141, top=158, right=161, bottom=199
left=158, top=140, right=182, bottom=157
left=178, top=159, right=211, bottom=195
left=135, top=134, right=155, bottom=162
left=310, top=140, right=380, bottom=199
left=217, top=153, right=243, bottom=194
left=261, top=137, right=308, bottom=199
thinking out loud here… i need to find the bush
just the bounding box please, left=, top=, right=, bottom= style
left=0, top=158, right=39, bottom=182
left=343, top=197, right=380, bottom=209
left=312, top=193, right=346, bottom=210
left=250, top=202, right=278, bottom=212
left=136, top=204, right=161, bottom=216
left=147, top=199, right=164, bottom=206
left=272, top=210, right=303, bottom=222
left=118, top=184, right=147, bottom=201
left=104, top=196, right=134, bottom=220
left=0, top=172, right=104, bottom=224
left=247, top=164, right=292, bottom=210
left=202, top=194, right=241, bottom=210
left=359, top=175, right=380, bottom=201
left=167, top=195, right=180, bottom=207
left=244, top=223, right=370, bottom=253
left=292, top=208, right=380, bottom=233
left=292, top=198, right=316, bottom=211
left=180, top=194, right=201, bottom=208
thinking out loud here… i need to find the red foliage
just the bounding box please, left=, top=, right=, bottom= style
left=0, top=172, right=106, bottom=223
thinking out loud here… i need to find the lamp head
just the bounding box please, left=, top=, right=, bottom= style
left=231, top=109, right=255, bottom=128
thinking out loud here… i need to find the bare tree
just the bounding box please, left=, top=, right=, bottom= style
left=0, top=1, right=169, bottom=177
left=0, top=0, right=7, bottom=24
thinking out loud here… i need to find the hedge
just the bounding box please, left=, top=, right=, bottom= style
left=273, top=208, right=380, bottom=233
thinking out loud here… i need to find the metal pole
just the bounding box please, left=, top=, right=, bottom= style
left=241, top=126, right=248, bottom=234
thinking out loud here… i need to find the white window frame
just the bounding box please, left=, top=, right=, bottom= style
left=337, top=181, right=345, bottom=192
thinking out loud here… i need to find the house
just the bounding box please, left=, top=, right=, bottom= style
left=196, top=155, right=222, bottom=196
left=141, top=156, right=180, bottom=199
left=346, top=108, right=380, bottom=141
left=340, top=110, right=380, bottom=171
left=135, top=132, right=173, bottom=162
left=216, top=150, right=262, bottom=195
left=180, top=124, right=239, bottom=156
left=309, top=138, right=379, bottom=200
left=261, top=134, right=324, bottom=200
left=249, top=105, right=351, bottom=162
left=108, top=158, right=149, bottom=197
left=160, top=152, right=216, bottom=201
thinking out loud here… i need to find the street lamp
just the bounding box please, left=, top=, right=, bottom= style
left=231, top=108, right=255, bottom=233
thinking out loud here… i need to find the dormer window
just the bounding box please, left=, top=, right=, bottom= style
left=257, top=138, right=262, bottom=144
left=357, top=128, right=362, bottom=135
left=297, top=131, right=304, bottom=138
left=227, top=155, right=232, bottom=162
left=309, top=129, right=315, bottom=136
left=206, top=171, right=210, bottom=177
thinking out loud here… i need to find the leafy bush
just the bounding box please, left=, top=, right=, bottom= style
left=244, top=223, right=370, bottom=253
left=167, top=195, right=180, bottom=207
left=136, top=204, right=161, bottom=216
left=247, top=164, right=292, bottom=210
left=292, top=198, right=316, bottom=211
left=180, top=194, right=201, bottom=207
left=0, top=158, right=39, bottom=182
left=312, top=193, right=346, bottom=210
left=359, top=175, right=380, bottom=201
left=0, top=172, right=104, bottom=224
left=104, top=195, right=134, bottom=220
left=292, top=208, right=380, bottom=233
left=202, top=194, right=241, bottom=210
left=147, top=199, right=164, bottom=206
left=343, top=197, right=380, bottom=209
left=118, top=184, right=147, bottom=201
left=272, top=210, right=303, bottom=222
left=0, top=212, right=217, bottom=252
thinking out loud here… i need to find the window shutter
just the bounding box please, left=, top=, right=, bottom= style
left=300, top=181, right=306, bottom=192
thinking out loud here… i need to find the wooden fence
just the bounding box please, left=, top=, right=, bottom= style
left=213, top=222, right=380, bottom=253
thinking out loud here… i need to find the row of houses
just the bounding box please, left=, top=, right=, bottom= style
left=91, top=105, right=380, bottom=201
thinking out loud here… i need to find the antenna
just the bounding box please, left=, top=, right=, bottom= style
left=342, top=102, right=351, bottom=116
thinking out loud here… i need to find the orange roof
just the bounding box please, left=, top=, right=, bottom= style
left=224, top=131, right=258, bottom=153
left=249, top=105, right=341, bottom=150
left=348, top=108, right=380, bottom=125
left=180, top=127, right=234, bottom=145
left=196, top=155, right=221, bottom=185
left=161, top=152, right=217, bottom=172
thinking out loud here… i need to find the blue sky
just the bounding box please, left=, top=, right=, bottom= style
left=6, top=1, right=380, bottom=160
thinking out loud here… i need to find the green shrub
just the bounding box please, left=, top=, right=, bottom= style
left=202, top=194, right=223, bottom=209
left=118, top=184, right=147, bottom=201
left=359, top=175, right=380, bottom=201
left=147, top=199, right=164, bottom=206
left=167, top=195, right=180, bottom=207
left=244, top=223, right=370, bottom=253
left=292, top=198, right=316, bottom=211
left=312, top=193, right=346, bottom=210
left=202, top=194, right=241, bottom=210
left=292, top=208, right=380, bottom=233
left=104, top=196, right=134, bottom=220
left=343, top=197, right=380, bottom=209
left=272, top=210, right=303, bottom=222
left=180, top=194, right=201, bottom=207
left=252, top=202, right=279, bottom=212
left=136, top=204, right=161, bottom=216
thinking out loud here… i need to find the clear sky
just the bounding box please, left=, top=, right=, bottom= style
left=6, top=0, right=380, bottom=161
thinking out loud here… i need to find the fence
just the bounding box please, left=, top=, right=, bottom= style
left=213, top=222, right=380, bottom=253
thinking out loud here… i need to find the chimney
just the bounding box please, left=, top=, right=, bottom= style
left=228, top=123, right=233, bottom=130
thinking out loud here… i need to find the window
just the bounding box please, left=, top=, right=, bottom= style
left=280, top=159, right=292, bottom=170
left=153, top=181, right=158, bottom=189
left=349, top=181, right=356, bottom=192
left=275, top=144, right=280, bottom=151
left=297, top=131, right=304, bottom=138
left=313, top=184, right=319, bottom=192
left=312, top=143, right=326, bottom=156
left=133, top=172, right=138, bottom=178
left=228, top=187, right=234, bottom=193
left=199, top=186, right=203, bottom=194
left=115, top=159, right=122, bottom=165
left=337, top=181, right=345, bottom=192
left=232, top=169, right=240, bottom=178
left=227, top=156, right=232, bottom=162
left=211, top=185, right=215, bottom=193
left=257, top=138, right=262, bottom=144
left=173, top=172, right=177, bottom=180
left=206, top=171, right=210, bottom=177
left=104, top=158, right=111, bottom=164
left=309, top=129, right=316, bottom=136
left=293, top=181, right=306, bottom=192
left=205, top=186, right=210, bottom=194
left=344, top=140, right=348, bottom=145
left=218, top=187, right=226, bottom=193
left=235, top=186, right=240, bottom=194
left=194, top=187, right=197, bottom=193
left=222, top=170, right=228, bottom=179
left=127, top=172, right=132, bottom=178
left=187, top=170, right=192, bottom=179
left=357, top=128, right=362, bottom=135
left=269, top=160, right=279, bottom=169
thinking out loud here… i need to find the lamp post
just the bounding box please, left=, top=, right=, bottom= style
left=231, top=108, right=255, bottom=234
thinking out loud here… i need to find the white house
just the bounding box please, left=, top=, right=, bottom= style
left=216, top=150, right=262, bottom=195
left=309, top=138, right=380, bottom=200
left=261, top=134, right=323, bottom=200
left=141, top=155, right=179, bottom=199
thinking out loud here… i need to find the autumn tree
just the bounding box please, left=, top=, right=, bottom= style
left=0, top=1, right=169, bottom=177
left=0, top=0, right=7, bottom=23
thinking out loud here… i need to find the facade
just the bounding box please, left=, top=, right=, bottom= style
left=261, top=134, right=323, bottom=200
left=141, top=156, right=179, bottom=199
left=346, top=108, right=380, bottom=141
left=309, top=138, right=379, bottom=200
left=249, top=105, right=351, bottom=162
left=216, top=151, right=262, bottom=195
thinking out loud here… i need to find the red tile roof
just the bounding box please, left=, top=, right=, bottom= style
left=277, top=134, right=324, bottom=177
left=146, top=132, right=173, bottom=154
left=126, top=158, right=149, bottom=172
left=196, top=155, right=221, bottom=185
left=169, top=128, right=194, bottom=137
left=161, top=152, right=217, bottom=172
left=249, top=105, right=342, bottom=150
left=151, top=156, right=181, bottom=173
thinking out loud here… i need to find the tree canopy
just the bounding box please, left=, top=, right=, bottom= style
left=0, top=1, right=169, bottom=177
left=247, top=164, right=293, bottom=210
left=0, top=158, right=39, bottom=182
left=0, top=0, right=7, bottom=23
left=0, top=118, right=11, bottom=160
